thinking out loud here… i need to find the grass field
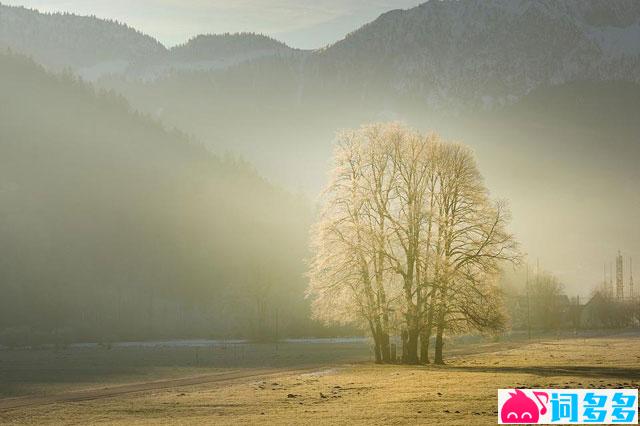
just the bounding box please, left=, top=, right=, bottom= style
left=0, top=339, right=369, bottom=398
left=1, top=334, right=639, bottom=425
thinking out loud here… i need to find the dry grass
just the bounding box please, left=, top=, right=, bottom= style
left=0, top=340, right=368, bottom=398
left=2, top=335, right=639, bottom=425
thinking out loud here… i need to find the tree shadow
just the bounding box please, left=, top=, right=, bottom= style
left=443, top=365, right=640, bottom=379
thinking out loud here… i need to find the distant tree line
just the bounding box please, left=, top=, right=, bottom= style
left=307, top=123, right=519, bottom=364
left=503, top=269, right=575, bottom=333
left=503, top=268, right=640, bottom=333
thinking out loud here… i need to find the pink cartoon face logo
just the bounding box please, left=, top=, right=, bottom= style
left=501, top=389, right=548, bottom=424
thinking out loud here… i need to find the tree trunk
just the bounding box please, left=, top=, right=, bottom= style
left=405, top=328, right=420, bottom=364
left=374, top=340, right=382, bottom=364
left=434, top=265, right=448, bottom=365
left=401, top=329, right=408, bottom=363
left=421, top=294, right=436, bottom=364
left=375, top=321, right=390, bottom=363
left=369, top=321, right=382, bottom=363
left=402, top=280, right=420, bottom=364
left=434, top=284, right=447, bottom=364
left=434, top=301, right=446, bottom=364
left=434, top=324, right=444, bottom=364
left=380, top=331, right=391, bottom=363
left=419, top=331, right=429, bottom=364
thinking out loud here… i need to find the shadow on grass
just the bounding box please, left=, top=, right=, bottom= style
left=442, top=365, right=640, bottom=379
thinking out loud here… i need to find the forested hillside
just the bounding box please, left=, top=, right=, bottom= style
left=0, top=3, right=299, bottom=81
left=312, top=0, right=640, bottom=107
left=0, top=3, right=165, bottom=78
left=5, top=0, right=639, bottom=104
left=0, top=52, right=317, bottom=344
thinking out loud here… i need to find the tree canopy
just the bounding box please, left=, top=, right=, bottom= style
left=308, top=123, right=519, bottom=363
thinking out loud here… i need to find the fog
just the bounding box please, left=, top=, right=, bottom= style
left=1, top=0, right=639, bottom=350
left=0, top=53, right=325, bottom=343
left=102, top=69, right=640, bottom=296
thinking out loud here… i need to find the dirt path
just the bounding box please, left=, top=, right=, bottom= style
left=2, top=335, right=638, bottom=425
left=1, top=333, right=617, bottom=412
left=0, top=366, right=322, bottom=411
left=0, top=339, right=523, bottom=412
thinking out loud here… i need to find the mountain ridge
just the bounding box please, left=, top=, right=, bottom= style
left=0, top=2, right=166, bottom=78
left=313, top=0, right=640, bottom=108
left=3, top=0, right=639, bottom=102
left=0, top=3, right=300, bottom=80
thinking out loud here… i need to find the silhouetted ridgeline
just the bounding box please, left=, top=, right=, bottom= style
left=0, top=3, right=166, bottom=76
left=0, top=52, right=326, bottom=346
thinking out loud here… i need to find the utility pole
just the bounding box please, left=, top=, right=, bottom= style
left=275, top=308, right=279, bottom=352
left=629, top=257, right=634, bottom=300
left=616, top=250, right=624, bottom=300
left=526, top=264, right=531, bottom=340
left=610, top=261, right=614, bottom=297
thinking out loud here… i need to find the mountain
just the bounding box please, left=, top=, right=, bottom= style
left=168, top=33, right=293, bottom=68
left=0, top=3, right=298, bottom=81
left=0, top=3, right=166, bottom=79
left=310, top=0, right=640, bottom=108
left=4, top=0, right=639, bottom=102
left=131, top=33, right=297, bottom=80
left=0, top=52, right=316, bottom=342
left=89, top=0, right=640, bottom=123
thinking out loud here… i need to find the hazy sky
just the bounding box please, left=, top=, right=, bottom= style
left=2, top=0, right=422, bottom=48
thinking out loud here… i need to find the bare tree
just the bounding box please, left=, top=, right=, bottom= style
left=307, top=130, right=396, bottom=362
left=431, top=143, right=519, bottom=363
left=308, top=123, right=519, bottom=365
